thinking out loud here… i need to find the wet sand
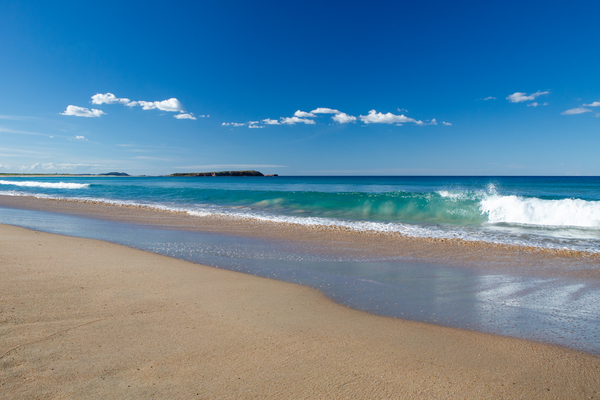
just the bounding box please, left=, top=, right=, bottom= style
left=2, top=224, right=600, bottom=399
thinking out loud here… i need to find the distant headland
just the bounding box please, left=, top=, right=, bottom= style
left=168, top=170, right=278, bottom=177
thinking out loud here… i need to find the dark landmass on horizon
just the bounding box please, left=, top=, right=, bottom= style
left=169, top=170, right=278, bottom=177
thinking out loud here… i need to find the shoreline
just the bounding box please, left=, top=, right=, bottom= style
left=2, top=223, right=599, bottom=398
left=1, top=194, right=599, bottom=281
left=1, top=192, right=597, bottom=258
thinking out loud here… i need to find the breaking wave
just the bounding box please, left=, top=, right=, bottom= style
left=0, top=180, right=90, bottom=189
left=481, top=195, right=600, bottom=228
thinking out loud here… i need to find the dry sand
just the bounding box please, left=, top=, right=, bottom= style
left=1, top=224, right=599, bottom=399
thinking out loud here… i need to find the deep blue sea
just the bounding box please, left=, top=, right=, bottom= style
left=1, top=175, right=599, bottom=252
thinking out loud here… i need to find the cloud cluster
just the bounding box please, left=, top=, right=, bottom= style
left=359, top=110, right=424, bottom=125
left=262, top=118, right=280, bottom=125
left=293, top=110, right=316, bottom=118
left=562, top=100, right=600, bottom=116
left=222, top=107, right=445, bottom=129
left=127, top=98, right=184, bottom=112
left=61, top=105, right=106, bottom=118
left=562, top=107, right=592, bottom=115
left=332, top=113, right=357, bottom=124
left=281, top=116, right=316, bottom=125
left=311, top=108, right=340, bottom=114
left=91, top=93, right=131, bottom=105
left=174, top=113, right=197, bottom=120
left=506, top=91, right=550, bottom=103
left=62, top=93, right=202, bottom=120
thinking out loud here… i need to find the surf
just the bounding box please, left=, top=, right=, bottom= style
left=0, top=180, right=90, bottom=189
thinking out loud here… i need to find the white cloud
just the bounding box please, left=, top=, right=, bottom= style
left=174, top=113, right=197, bottom=120
left=294, top=110, right=317, bottom=118
left=263, top=118, right=281, bottom=125
left=332, top=112, right=357, bottom=124
left=583, top=101, right=600, bottom=107
left=128, top=98, right=184, bottom=112
left=66, top=93, right=203, bottom=120
left=506, top=91, right=550, bottom=103
left=91, top=93, right=130, bottom=105
left=61, top=105, right=106, bottom=118
left=482, top=96, right=496, bottom=101
left=561, top=107, right=592, bottom=115
left=222, top=107, right=437, bottom=129
left=359, top=110, right=423, bottom=125
left=310, top=107, right=340, bottom=114
left=442, top=121, right=452, bottom=126
left=75, top=135, right=86, bottom=140
left=280, top=116, right=316, bottom=125
left=248, top=121, right=263, bottom=128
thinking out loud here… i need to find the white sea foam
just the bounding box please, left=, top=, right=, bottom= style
left=480, top=195, right=600, bottom=228
left=437, top=190, right=474, bottom=201
left=0, top=180, right=90, bottom=189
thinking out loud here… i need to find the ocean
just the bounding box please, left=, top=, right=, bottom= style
left=1, top=175, right=599, bottom=252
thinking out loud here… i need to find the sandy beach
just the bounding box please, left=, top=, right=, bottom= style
left=2, top=223, right=600, bottom=399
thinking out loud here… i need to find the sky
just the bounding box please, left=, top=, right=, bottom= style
left=1, top=0, right=599, bottom=176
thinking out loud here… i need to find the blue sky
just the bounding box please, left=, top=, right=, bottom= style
left=1, top=0, right=599, bottom=176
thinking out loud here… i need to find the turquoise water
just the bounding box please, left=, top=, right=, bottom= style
left=1, top=176, right=599, bottom=252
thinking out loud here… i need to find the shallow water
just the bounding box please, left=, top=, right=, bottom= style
left=2, top=206, right=599, bottom=355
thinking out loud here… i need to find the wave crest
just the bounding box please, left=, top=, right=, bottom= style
left=0, top=180, right=90, bottom=189
left=480, top=195, right=600, bottom=228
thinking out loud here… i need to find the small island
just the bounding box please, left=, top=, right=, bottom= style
left=169, top=170, right=278, bottom=177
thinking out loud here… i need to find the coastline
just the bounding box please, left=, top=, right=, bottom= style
left=2, top=223, right=599, bottom=398
left=1, top=194, right=598, bottom=280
